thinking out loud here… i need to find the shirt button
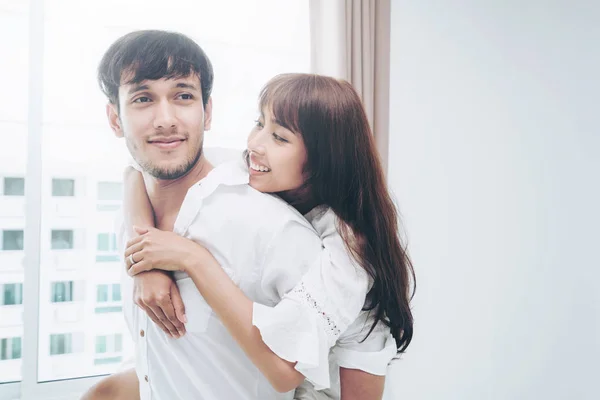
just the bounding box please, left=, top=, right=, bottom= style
left=140, top=330, right=145, bottom=337
left=145, top=375, right=149, bottom=382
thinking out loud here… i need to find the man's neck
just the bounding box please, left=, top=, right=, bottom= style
left=144, top=156, right=213, bottom=230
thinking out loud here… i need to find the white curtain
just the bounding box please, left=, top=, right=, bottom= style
left=309, top=0, right=391, bottom=175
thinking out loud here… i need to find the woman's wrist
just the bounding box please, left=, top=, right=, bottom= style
left=183, top=243, right=212, bottom=273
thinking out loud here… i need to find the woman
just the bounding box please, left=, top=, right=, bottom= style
left=124, top=73, right=414, bottom=399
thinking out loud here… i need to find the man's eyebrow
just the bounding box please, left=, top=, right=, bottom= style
left=128, top=84, right=149, bottom=96
left=175, top=82, right=200, bottom=91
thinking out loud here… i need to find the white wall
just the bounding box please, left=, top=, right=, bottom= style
left=385, top=1, right=599, bottom=399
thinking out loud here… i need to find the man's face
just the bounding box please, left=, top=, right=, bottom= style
left=107, top=73, right=212, bottom=180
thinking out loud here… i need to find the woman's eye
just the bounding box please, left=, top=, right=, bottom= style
left=272, top=133, right=288, bottom=143
left=254, top=119, right=264, bottom=129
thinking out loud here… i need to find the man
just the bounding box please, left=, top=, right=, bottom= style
left=82, top=30, right=322, bottom=399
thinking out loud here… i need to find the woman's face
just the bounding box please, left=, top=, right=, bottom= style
left=246, top=106, right=307, bottom=194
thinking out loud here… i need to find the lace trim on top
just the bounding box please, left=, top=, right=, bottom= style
left=289, top=282, right=341, bottom=341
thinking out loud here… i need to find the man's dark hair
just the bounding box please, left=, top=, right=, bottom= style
left=97, top=30, right=214, bottom=109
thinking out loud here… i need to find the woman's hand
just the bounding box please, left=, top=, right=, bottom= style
left=125, top=226, right=201, bottom=275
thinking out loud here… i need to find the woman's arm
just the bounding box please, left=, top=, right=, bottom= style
left=123, top=167, right=187, bottom=337
left=186, top=249, right=305, bottom=393
left=339, top=368, right=385, bottom=400
left=123, top=166, right=154, bottom=236
left=125, top=232, right=304, bottom=393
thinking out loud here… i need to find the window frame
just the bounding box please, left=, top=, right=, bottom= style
left=0, top=0, right=313, bottom=398
left=1, top=2, right=106, bottom=398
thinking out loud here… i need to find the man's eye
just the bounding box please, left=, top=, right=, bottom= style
left=178, top=94, right=194, bottom=100
left=133, top=97, right=151, bottom=103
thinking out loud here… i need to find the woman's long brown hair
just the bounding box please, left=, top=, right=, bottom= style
left=259, top=73, right=415, bottom=352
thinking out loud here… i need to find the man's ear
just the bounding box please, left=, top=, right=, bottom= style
left=106, top=103, right=124, bottom=138
left=203, top=97, right=213, bottom=131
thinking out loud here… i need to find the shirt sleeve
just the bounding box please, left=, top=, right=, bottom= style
left=332, top=311, right=397, bottom=376
left=252, top=209, right=370, bottom=390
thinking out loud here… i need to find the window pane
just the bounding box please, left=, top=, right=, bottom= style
left=12, top=337, right=22, bottom=359
left=112, top=284, right=121, bottom=302
left=114, top=334, right=122, bottom=352
left=51, top=281, right=73, bottom=303
left=51, top=178, right=75, bottom=197
left=51, top=230, right=73, bottom=250
left=96, top=285, right=108, bottom=303
left=97, top=233, right=109, bottom=252
left=3, top=177, right=25, bottom=196
left=38, top=0, right=309, bottom=383
left=97, top=182, right=123, bottom=201
left=2, top=283, right=23, bottom=305
left=0, top=337, right=22, bottom=361
left=0, top=0, right=28, bottom=385
left=95, top=336, right=106, bottom=354
left=2, top=230, right=24, bottom=251
left=49, top=333, right=72, bottom=355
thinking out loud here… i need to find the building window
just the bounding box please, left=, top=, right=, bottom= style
left=1, top=283, right=23, bottom=306
left=95, top=334, right=122, bottom=354
left=52, top=178, right=75, bottom=197
left=96, top=233, right=117, bottom=252
left=51, top=281, right=74, bottom=303
left=3, top=177, right=25, bottom=196
left=51, top=230, right=74, bottom=250
left=95, top=335, right=106, bottom=353
left=97, top=182, right=123, bottom=202
left=0, top=337, right=22, bottom=360
left=96, top=284, right=109, bottom=303
left=112, top=284, right=121, bottom=302
left=96, top=233, right=119, bottom=262
left=95, top=284, right=122, bottom=313
left=2, top=230, right=24, bottom=251
left=49, top=333, right=72, bottom=355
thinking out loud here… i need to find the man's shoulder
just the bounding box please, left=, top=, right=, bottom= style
left=229, top=185, right=313, bottom=229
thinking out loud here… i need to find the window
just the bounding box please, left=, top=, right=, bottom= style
left=51, top=281, right=73, bottom=303
left=95, top=284, right=122, bottom=313
left=97, top=182, right=122, bottom=201
left=94, top=334, right=123, bottom=354
left=0, top=0, right=28, bottom=386
left=51, top=229, right=73, bottom=250
left=96, top=233, right=117, bottom=252
left=94, top=334, right=123, bottom=365
left=0, top=337, right=22, bottom=360
left=96, top=233, right=119, bottom=262
left=112, top=284, right=122, bottom=302
left=95, top=335, right=106, bottom=353
left=2, top=230, right=24, bottom=251
left=1, top=283, right=23, bottom=306
left=51, top=178, right=74, bottom=197
left=0, top=0, right=310, bottom=394
left=49, top=333, right=72, bottom=355
left=3, top=177, right=25, bottom=196
left=96, top=285, right=108, bottom=303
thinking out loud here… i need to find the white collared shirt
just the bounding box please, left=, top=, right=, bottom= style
left=119, top=155, right=323, bottom=400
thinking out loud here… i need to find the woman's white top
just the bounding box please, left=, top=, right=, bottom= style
left=252, top=206, right=397, bottom=399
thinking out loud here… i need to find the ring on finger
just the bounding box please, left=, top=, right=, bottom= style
left=129, top=253, right=136, bottom=265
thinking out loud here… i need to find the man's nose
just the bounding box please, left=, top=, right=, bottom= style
left=154, top=100, right=177, bottom=130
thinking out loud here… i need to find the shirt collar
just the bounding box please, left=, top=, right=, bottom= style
left=173, top=158, right=249, bottom=235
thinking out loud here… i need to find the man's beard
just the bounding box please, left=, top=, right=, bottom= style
left=137, top=145, right=203, bottom=180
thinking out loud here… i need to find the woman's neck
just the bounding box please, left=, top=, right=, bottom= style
left=277, top=188, right=320, bottom=216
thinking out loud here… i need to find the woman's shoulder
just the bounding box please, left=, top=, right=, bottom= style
left=305, top=206, right=341, bottom=238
